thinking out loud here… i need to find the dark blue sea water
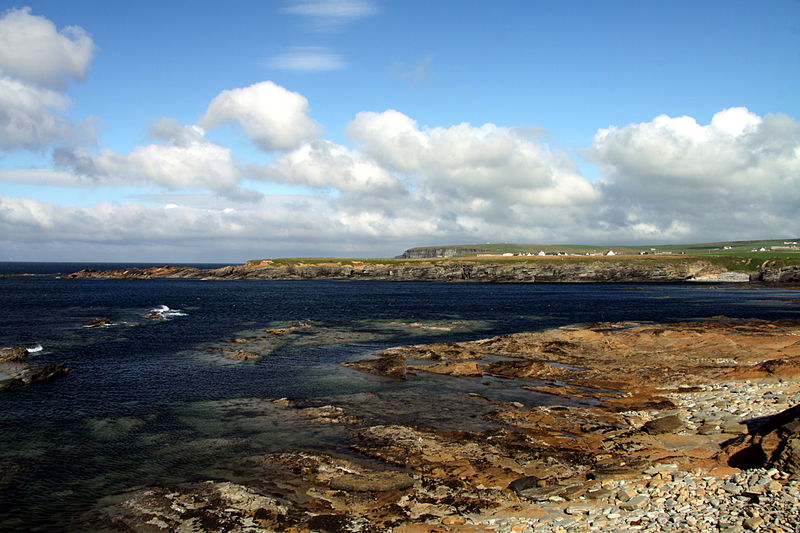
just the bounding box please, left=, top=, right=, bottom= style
left=1, top=262, right=798, bottom=531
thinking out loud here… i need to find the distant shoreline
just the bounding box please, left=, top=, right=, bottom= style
left=59, top=256, right=800, bottom=284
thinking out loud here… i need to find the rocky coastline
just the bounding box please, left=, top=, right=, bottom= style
left=77, top=318, right=800, bottom=532
left=63, top=259, right=800, bottom=283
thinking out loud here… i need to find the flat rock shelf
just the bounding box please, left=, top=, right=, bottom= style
left=75, top=317, right=800, bottom=532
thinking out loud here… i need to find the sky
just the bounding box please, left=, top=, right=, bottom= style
left=0, top=0, right=799, bottom=262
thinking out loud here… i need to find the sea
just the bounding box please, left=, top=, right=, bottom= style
left=1, top=262, right=798, bottom=531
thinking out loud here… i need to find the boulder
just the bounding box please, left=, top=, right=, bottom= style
left=641, top=414, right=684, bottom=435
left=508, top=475, right=542, bottom=494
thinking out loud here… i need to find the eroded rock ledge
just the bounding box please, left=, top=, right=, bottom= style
left=78, top=318, right=800, bottom=532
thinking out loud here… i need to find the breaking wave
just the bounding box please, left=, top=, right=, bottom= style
left=148, top=305, right=187, bottom=319
left=26, top=344, right=43, bottom=353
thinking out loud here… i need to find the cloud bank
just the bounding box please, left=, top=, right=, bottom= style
left=0, top=9, right=797, bottom=261
left=4, top=96, right=799, bottom=260
left=589, top=107, right=800, bottom=240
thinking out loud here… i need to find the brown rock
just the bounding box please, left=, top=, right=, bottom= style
left=484, top=360, right=571, bottom=379
left=508, top=476, right=542, bottom=494
left=329, top=471, right=414, bottom=492
left=223, top=349, right=262, bottom=361
left=0, top=347, right=27, bottom=362
left=758, top=358, right=800, bottom=377
left=343, top=354, right=407, bottom=379
left=299, top=405, right=360, bottom=425
left=720, top=404, right=800, bottom=474
left=773, top=435, right=800, bottom=475
left=410, top=361, right=482, bottom=377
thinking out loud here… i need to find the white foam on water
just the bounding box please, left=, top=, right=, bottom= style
left=26, top=344, right=43, bottom=353
left=149, top=305, right=187, bottom=319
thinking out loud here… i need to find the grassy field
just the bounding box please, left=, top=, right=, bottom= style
left=399, top=239, right=800, bottom=258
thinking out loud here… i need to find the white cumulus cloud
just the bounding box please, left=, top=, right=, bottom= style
left=347, top=110, right=601, bottom=219
left=0, top=75, right=73, bottom=150
left=589, top=107, right=800, bottom=241
left=0, top=7, right=95, bottom=152
left=200, top=81, right=322, bottom=152
left=54, top=118, right=255, bottom=200
left=0, top=7, right=95, bottom=89
left=259, top=139, right=402, bottom=194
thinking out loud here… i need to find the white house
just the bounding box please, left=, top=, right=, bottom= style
left=606, top=250, right=616, bottom=256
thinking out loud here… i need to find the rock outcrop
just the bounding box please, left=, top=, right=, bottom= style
left=65, top=258, right=744, bottom=283
left=0, top=363, right=68, bottom=391
left=0, top=347, right=27, bottom=362
left=720, top=404, right=800, bottom=475
left=760, top=262, right=800, bottom=283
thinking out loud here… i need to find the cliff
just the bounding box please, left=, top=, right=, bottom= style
left=63, top=257, right=800, bottom=283
left=397, top=247, right=484, bottom=259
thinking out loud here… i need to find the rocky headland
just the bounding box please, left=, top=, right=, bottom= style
left=78, top=318, right=800, bottom=532
left=63, top=258, right=800, bottom=283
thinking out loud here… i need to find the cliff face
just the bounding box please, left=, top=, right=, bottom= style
left=65, top=259, right=749, bottom=283
left=397, top=247, right=483, bottom=259
left=759, top=263, right=800, bottom=283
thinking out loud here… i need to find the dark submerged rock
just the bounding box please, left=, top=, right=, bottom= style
left=223, top=349, right=262, bottom=361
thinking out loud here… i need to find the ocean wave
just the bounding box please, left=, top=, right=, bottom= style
left=147, top=305, right=187, bottom=319
left=26, top=344, right=43, bottom=353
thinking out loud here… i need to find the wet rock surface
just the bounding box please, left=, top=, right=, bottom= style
left=1, top=346, right=68, bottom=391
left=222, top=349, right=263, bottom=361
left=0, top=346, right=28, bottom=362
left=1, top=366, right=66, bottom=391
left=85, top=317, right=112, bottom=328
left=76, top=318, right=800, bottom=532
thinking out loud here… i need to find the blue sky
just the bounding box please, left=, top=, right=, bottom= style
left=1, top=1, right=799, bottom=261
